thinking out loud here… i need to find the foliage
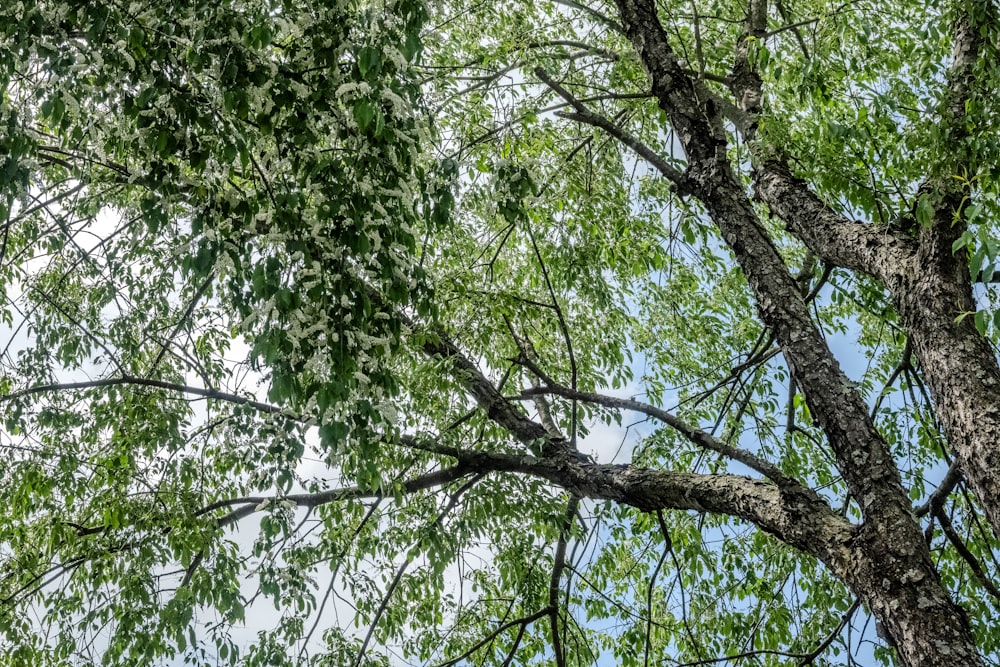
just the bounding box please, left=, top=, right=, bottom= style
left=1, top=0, right=1000, bottom=666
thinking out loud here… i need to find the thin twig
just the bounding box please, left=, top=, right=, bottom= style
left=517, top=378, right=794, bottom=485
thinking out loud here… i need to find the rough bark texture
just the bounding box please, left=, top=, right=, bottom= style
left=423, top=442, right=854, bottom=569
left=753, top=1, right=1000, bottom=550
left=844, top=525, right=983, bottom=667
left=695, top=158, right=984, bottom=667
left=614, top=0, right=907, bottom=527
left=892, top=254, right=1000, bottom=542
left=433, top=441, right=984, bottom=667
left=605, top=0, right=989, bottom=664
left=754, top=116, right=1000, bottom=566
left=889, top=5, right=1000, bottom=546
left=419, top=1, right=998, bottom=664
left=753, top=158, right=918, bottom=278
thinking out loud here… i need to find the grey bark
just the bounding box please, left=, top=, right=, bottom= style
left=753, top=3, right=1000, bottom=550
left=417, top=0, right=997, bottom=664
left=605, top=0, right=988, bottom=664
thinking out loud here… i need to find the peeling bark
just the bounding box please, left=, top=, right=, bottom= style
left=844, top=525, right=983, bottom=667
left=753, top=158, right=918, bottom=278
left=751, top=0, right=1000, bottom=550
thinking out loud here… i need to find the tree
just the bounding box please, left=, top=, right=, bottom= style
left=1, top=0, right=1000, bottom=664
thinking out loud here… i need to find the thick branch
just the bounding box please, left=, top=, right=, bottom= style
left=422, top=442, right=854, bottom=572
left=753, top=159, right=917, bottom=278
left=614, top=0, right=909, bottom=529
left=916, top=0, right=989, bottom=263
left=610, top=5, right=984, bottom=662
left=886, top=1, right=1000, bottom=546
left=725, top=0, right=913, bottom=280
left=614, top=0, right=728, bottom=169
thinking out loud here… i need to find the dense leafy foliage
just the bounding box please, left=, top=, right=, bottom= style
left=2, top=0, right=1000, bottom=666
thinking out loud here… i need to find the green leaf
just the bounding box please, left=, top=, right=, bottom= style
left=354, top=100, right=376, bottom=130
left=915, top=194, right=935, bottom=226
left=358, top=46, right=382, bottom=77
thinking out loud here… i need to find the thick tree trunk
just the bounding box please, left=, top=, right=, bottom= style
left=889, top=1, right=1000, bottom=544
left=845, top=526, right=985, bottom=667
left=892, top=250, right=1000, bottom=540
left=702, top=173, right=986, bottom=667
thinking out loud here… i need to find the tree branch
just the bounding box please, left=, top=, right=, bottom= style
left=516, top=382, right=794, bottom=486
left=434, top=608, right=550, bottom=667
left=548, top=496, right=579, bottom=667
left=551, top=0, right=625, bottom=34
left=915, top=463, right=963, bottom=518
left=934, top=506, right=1000, bottom=602
left=197, top=465, right=473, bottom=529
left=412, top=318, right=571, bottom=457
left=534, top=67, right=688, bottom=187
left=725, top=0, right=914, bottom=280
left=2, top=376, right=287, bottom=416
left=613, top=0, right=913, bottom=535
left=753, top=158, right=917, bottom=279
left=406, top=438, right=853, bottom=573
left=352, top=474, right=482, bottom=667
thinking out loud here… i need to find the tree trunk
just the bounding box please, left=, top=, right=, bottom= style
left=892, top=250, right=1000, bottom=541
left=843, top=524, right=985, bottom=667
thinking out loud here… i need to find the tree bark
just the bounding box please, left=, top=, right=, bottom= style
left=442, top=444, right=984, bottom=667
left=755, top=1, right=1000, bottom=548
left=891, top=251, right=1000, bottom=541
left=608, top=0, right=988, bottom=663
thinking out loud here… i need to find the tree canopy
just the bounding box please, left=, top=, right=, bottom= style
left=2, top=0, right=1000, bottom=665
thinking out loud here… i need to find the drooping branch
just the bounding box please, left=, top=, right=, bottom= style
left=933, top=506, right=1000, bottom=602
left=198, top=464, right=474, bottom=529
left=552, top=0, right=625, bottom=34
left=434, top=608, right=551, bottom=667
left=352, top=474, right=483, bottom=667
left=526, top=39, right=623, bottom=61
left=2, top=376, right=286, bottom=416
left=548, top=496, right=579, bottom=667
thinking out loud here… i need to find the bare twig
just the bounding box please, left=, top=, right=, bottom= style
left=534, top=67, right=688, bottom=187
